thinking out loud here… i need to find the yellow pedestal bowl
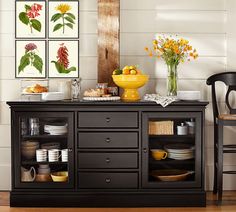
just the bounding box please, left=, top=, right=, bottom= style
left=112, top=75, right=149, bottom=102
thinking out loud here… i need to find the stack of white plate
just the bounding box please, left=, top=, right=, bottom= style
left=44, top=124, right=67, bottom=135
left=41, top=92, right=64, bottom=101
left=164, top=144, right=195, bottom=160
left=177, top=91, right=201, bottom=101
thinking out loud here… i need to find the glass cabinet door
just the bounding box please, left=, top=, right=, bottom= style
left=14, top=112, right=74, bottom=189
left=142, top=112, right=202, bottom=188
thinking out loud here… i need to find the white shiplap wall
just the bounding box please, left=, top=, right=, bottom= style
left=0, top=0, right=234, bottom=191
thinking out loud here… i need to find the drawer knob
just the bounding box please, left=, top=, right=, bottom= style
left=105, top=178, right=111, bottom=183
left=143, top=148, right=147, bottom=153
left=106, top=117, right=111, bottom=123
left=106, top=158, right=111, bottom=163
left=106, top=138, right=111, bottom=143
left=68, top=148, right=73, bottom=152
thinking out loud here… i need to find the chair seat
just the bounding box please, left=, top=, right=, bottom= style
left=218, top=114, right=236, bottom=120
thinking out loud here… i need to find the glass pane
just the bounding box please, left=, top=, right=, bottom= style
left=148, top=117, right=196, bottom=183
left=20, top=116, right=69, bottom=183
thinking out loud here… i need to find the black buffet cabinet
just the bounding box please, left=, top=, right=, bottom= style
left=7, top=100, right=208, bottom=207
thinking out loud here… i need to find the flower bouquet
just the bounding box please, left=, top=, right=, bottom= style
left=145, top=35, right=198, bottom=96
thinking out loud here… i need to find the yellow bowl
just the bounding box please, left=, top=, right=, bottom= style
left=51, top=171, right=68, bottom=182
left=112, top=75, right=149, bottom=102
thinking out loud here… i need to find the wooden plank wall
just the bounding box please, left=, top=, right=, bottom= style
left=98, top=0, right=120, bottom=85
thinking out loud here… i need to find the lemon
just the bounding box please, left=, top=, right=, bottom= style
left=130, top=69, right=137, bottom=75
left=129, top=66, right=136, bottom=70
left=123, top=66, right=130, bottom=70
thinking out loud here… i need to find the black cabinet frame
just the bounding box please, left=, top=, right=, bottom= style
left=7, top=101, right=208, bottom=207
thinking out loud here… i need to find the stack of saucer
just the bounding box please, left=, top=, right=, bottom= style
left=44, top=124, right=67, bottom=135
left=164, top=144, right=195, bottom=160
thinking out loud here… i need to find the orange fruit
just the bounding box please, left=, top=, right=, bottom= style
left=136, top=70, right=142, bottom=75
left=122, top=69, right=130, bottom=75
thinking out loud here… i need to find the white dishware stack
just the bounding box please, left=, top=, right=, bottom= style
left=44, top=124, right=68, bottom=135
left=164, top=144, right=195, bottom=160
left=36, top=149, right=47, bottom=162
left=48, top=149, right=61, bottom=162
left=61, top=149, right=68, bottom=162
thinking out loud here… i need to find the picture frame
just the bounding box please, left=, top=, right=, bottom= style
left=15, top=40, right=47, bottom=78
left=15, top=0, right=46, bottom=39
left=48, top=0, right=79, bottom=39
left=48, top=40, right=79, bottom=78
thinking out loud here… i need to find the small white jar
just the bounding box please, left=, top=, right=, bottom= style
left=177, top=123, right=188, bottom=135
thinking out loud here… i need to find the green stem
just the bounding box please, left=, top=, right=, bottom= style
left=62, top=14, right=65, bottom=34
left=30, top=24, right=33, bottom=33
left=166, top=62, right=178, bottom=96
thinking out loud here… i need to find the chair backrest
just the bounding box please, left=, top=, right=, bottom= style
left=206, top=72, right=236, bottom=122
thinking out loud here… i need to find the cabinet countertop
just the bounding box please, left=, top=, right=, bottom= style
left=7, top=100, right=209, bottom=107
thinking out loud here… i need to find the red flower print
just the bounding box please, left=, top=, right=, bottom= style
left=26, top=3, right=42, bottom=19
left=56, top=43, right=70, bottom=69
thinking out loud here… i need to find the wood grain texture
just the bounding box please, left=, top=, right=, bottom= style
left=98, top=0, right=120, bottom=85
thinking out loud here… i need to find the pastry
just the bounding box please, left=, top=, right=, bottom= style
left=83, top=89, right=104, bottom=97
left=23, top=84, right=48, bottom=94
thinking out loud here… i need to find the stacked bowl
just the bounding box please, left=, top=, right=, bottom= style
left=21, top=141, right=39, bottom=160
left=44, top=124, right=67, bottom=135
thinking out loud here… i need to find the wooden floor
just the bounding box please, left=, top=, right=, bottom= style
left=1, top=192, right=236, bottom=212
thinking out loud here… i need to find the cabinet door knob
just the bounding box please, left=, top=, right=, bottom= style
left=106, top=117, right=111, bottom=123
left=143, top=148, right=147, bottom=153
left=105, top=158, right=111, bottom=163
left=68, top=148, right=73, bottom=152
left=106, top=138, right=111, bottom=143
left=105, top=178, right=111, bottom=183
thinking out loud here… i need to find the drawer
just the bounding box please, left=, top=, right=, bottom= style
left=78, top=172, right=138, bottom=188
left=78, top=132, right=138, bottom=148
left=78, top=152, right=138, bottom=169
left=78, top=112, right=138, bottom=128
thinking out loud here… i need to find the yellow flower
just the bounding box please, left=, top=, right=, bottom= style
left=56, top=4, right=71, bottom=14
left=152, top=40, right=158, bottom=45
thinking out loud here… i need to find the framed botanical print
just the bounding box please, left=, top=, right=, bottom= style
left=16, top=1, right=46, bottom=38
left=48, top=40, right=79, bottom=78
left=48, top=0, right=79, bottom=38
left=16, top=40, right=46, bottom=78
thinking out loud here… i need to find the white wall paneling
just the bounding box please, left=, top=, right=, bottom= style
left=121, top=0, right=226, bottom=11
left=121, top=11, right=226, bottom=33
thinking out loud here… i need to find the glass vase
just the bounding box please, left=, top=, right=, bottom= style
left=167, top=63, right=178, bottom=96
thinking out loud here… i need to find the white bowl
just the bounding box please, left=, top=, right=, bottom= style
left=177, top=91, right=201, bottom=101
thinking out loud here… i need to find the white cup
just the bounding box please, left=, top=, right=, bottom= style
left=36, top=149, right=47, bottom=162
left=48, top=149, right=60, bottom=162
left=61, top=149, right=68, bottom=162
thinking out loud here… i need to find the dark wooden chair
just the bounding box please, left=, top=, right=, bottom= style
left=206, top=72, right=236, bottom=204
